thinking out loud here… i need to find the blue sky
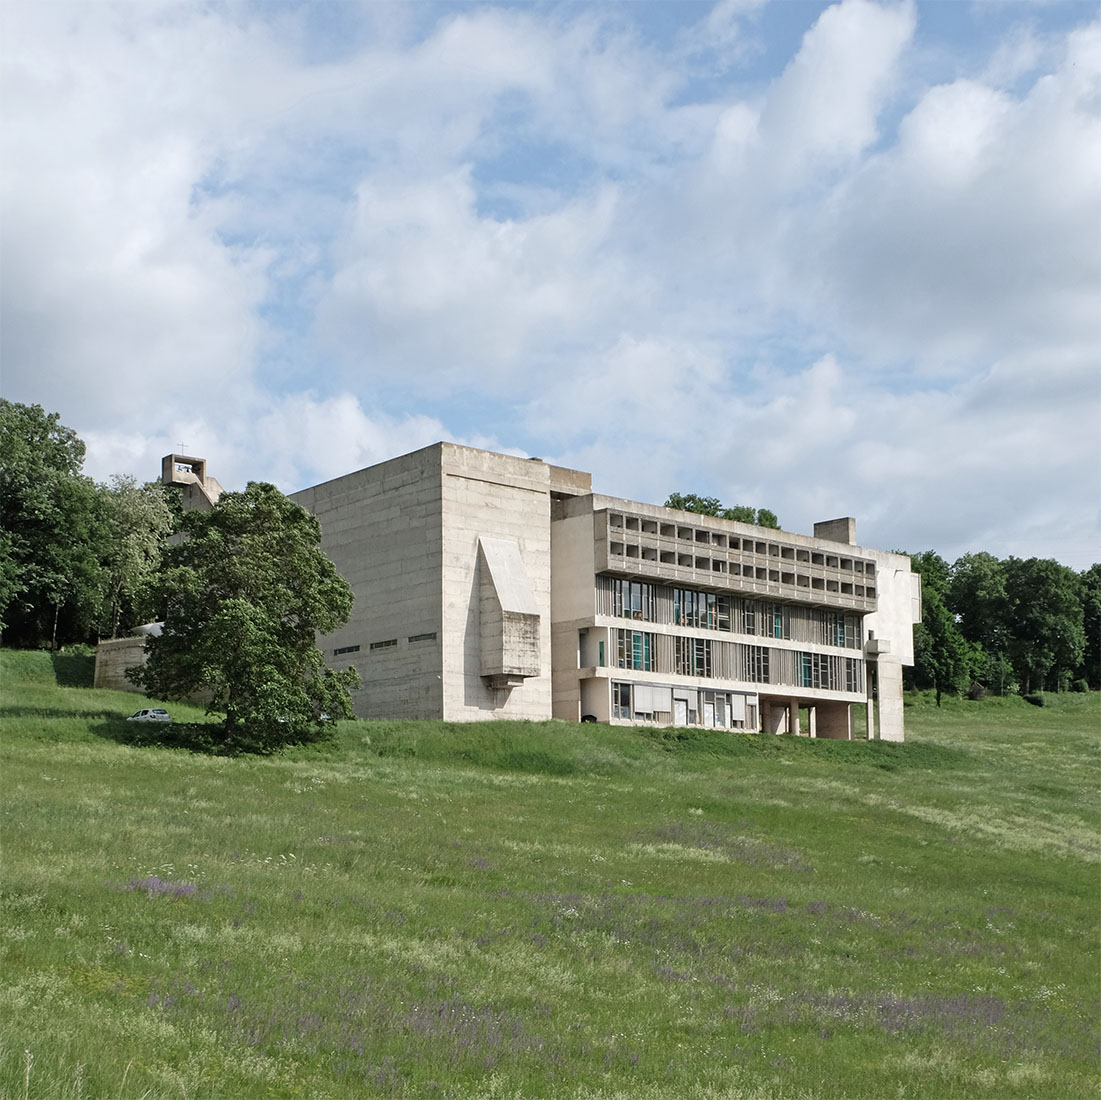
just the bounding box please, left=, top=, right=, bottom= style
left=3, top=0, right=1099, bottom=567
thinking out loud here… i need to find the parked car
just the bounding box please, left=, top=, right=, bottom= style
left=127, top=708, right=171, bottom=723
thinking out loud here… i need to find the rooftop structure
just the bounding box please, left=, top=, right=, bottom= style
left=161, top=454, right=223, bottom=511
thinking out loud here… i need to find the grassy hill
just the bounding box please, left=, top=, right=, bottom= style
left=1, top=650, right=1098, bottom=1099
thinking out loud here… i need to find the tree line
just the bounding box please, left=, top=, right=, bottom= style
left=1, top=400, right=356, bottom=752
left=908, top=550, right=1099, bottom=702
left=0, top=400, right=178, bottom=649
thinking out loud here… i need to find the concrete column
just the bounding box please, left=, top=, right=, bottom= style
left=865, top=664, right=877, bottom=741
left=878, top=658, right=905, bottom=742
left=762, top=701, right=787, bottom=734
left=808, top=706, right=817, bottom=739
left=789, top=698, right=801, bottom=736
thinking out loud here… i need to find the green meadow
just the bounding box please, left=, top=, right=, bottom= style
left=1, top=650, right=1098, bottom=1099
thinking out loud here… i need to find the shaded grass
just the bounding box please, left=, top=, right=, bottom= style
left=1, top=649, right=1098, bottom=1099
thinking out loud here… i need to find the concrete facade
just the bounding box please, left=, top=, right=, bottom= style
left=293, top=443, right=920, bottom=740
left=290, top=444, right=590, bottom=722
left=93, top=635, right=149, bottom=692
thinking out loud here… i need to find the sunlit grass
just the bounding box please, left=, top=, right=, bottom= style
left=1, top=651, right=1098, bottom=1098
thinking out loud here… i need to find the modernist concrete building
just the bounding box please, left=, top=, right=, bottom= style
left=292, top=443, right=920, bottom=740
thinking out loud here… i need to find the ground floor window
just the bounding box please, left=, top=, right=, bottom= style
left=609, top=682, right=758, bottom=731
left=613, top=681, right=631, bottom=719
left=699, top=689, right=754, bottom=729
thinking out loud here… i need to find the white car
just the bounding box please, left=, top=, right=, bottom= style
left=126, top=708, right=171, bottom=723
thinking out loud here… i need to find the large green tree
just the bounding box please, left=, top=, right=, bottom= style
left=949, top=551, right=1017, bottom=693
left=664, top=492, right=780, bottom=529
left=0, top=400, right=108, bottom=648
left=907, top=550, right=975, bottom=705
left=950, top=552, right=1010, bottom=655
left=1002, top=557, right=1085, bottom=693
left=99, top=475, right=174, bottom=639
left=133, top=482, right=358, bottom=752
left=1079, top=564, right=1101, bottom=689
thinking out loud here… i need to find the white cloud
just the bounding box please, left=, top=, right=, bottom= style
left=251, top=393, right=445, bottom=489
left=2, top=0, right=1098, bottom=569
left=319, top=171, right=626, bottom=383
left=756, top=0, right=916, bottom=186
left=781, top=15, right=1101, bottom=368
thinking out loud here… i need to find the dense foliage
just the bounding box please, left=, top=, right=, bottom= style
left=0, top=400, right=108, bottom=646
left=664, top=491, right=780, bottom=529
left=908, top=549, right=1092, bottom=699
left=0, top=401, right=175, bottom=647
left=131, top=482, right=359, bottom=752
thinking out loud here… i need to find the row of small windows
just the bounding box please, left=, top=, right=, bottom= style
left=605, top=544, right=877, bottom=596
left=599, top=577, right=860, bottom=649
left=606, top=629, right=862, bottom=693
left=336, top=632, right=437, bottom=656
left=605, top=515, right=875, bottom=571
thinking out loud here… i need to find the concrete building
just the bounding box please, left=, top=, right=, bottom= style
left=292, top=443, right=920, bottom=740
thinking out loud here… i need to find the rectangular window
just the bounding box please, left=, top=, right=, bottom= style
left=845, top=658, right=860, bottom=693
left=613, top=682, right=632, bottom=719
left=746, top=645, right=770, bottom=684
left=715, top=594, right=731, bottom=632
left=823, top=612, right=850, bottom=648
left=333, top=644, right=360, bottom=656
left=799, top=652, right=833, bottom=689
left=675, top=636, right=712, bottom=677
left=369, top=639, right=398, bottom=651
left=616, top=630, right=654, bottom=671
left=742, top=604, right=756, bottom=635
left=613, top=579, right=653, bottom=621
left=675, top=587, right=697, bottom=628
left=407, top=632, right=437, bottom=643
left=673, top=587, right=732, bottom=633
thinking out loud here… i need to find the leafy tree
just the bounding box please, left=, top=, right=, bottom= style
left=0, top=400, right=108, bottom=648
left=664, top=492, right=722, bottom=515
left=132, top=482, right=358, bottom=752
left=1003, top=557, right=1085, bottom=693
left=907, top=550, right=975, bottom=705
left=1079, top=564, right=1101, bottom=689
left=664, top=493, right=780, bottom=529
left=99, top=475, right=174, bottom=639
left=950, top=552, right=1010, bottom=658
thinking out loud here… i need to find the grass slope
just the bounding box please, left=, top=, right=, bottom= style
left=1, top=651, right=1098, bottom=1099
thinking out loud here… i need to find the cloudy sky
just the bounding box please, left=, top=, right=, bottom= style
left=3, top=0, right=1099, bottom=567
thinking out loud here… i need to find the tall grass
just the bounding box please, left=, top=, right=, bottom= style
left=2, top=650, right=1097, bottom=1099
